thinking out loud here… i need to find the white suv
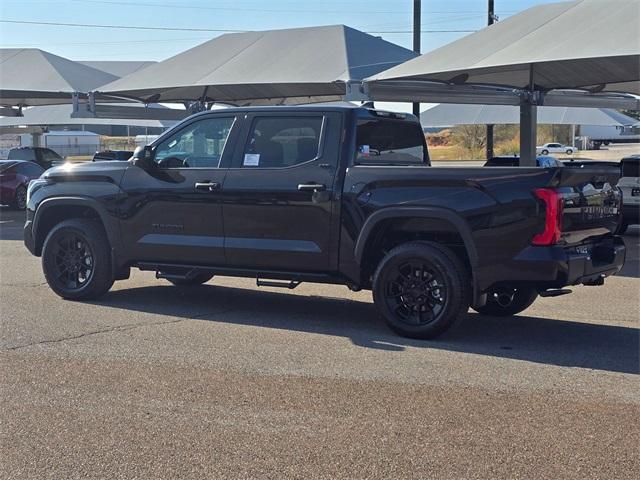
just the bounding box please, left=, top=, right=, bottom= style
left=536, top=143, right=577, bottom=155
left=618, top=154, right=640, bottom=234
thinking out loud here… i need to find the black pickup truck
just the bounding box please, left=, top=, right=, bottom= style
left=24, top=105, right=625, bottom=339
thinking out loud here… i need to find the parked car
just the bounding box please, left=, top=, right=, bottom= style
left=23, top=105, right=625, bottom=339
left=484, top=155, right=564, bottom=167
left=0, top=160, right=45, bottom=209
left=7, top=147, right=63, bottom=170
left=536, top=143, right=578, bottom=155
left=617, top=154, right=640, bottom=234
left=92, top=150, right=134, bottom=162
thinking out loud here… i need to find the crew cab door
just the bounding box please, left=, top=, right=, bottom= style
left=119, top=114, right=241, bottom=265
left=222, top=112, right=341, bottom=272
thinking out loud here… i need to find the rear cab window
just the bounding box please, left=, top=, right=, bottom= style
left=355, top=114, right=428, bottom=166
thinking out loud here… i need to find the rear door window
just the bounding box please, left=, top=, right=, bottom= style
left=355, top=118, right=427, bottom=165
left=241, top=116, right=323, bottom=168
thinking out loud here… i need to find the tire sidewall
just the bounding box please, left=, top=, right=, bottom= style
left=373, top=243, right=467, bottom=338
left=42, top=220, right=113, bottom=300
left=13, top=185, right=27, bottom=210
left=541, top=149, right=549, bottom=155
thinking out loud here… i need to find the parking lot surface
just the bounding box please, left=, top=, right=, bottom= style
left=1, top=208, right=638, bottom=479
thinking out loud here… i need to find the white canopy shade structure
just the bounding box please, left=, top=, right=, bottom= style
left=0, top=103, right=179, bottom=135
left=366, top=0, right=640, bottom=165
left=78, top=61, right=156, bottom=78
left=0, top=49, right=118, bottom=109
left=420, top=104, right=639, bottom=127
left=97, top=25, right=418, bottom=106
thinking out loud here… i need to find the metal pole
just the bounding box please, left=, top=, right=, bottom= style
left=520, top=102, right=537, bottom=166
left=412, top=0, right=421, bottom=117
left=485, top=0, right=496, bottom=160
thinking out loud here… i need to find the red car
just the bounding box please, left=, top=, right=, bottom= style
left=0, top=160, right=45, bottom=210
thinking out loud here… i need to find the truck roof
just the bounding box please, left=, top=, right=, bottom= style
left=187, top=104, right=419, bottom=122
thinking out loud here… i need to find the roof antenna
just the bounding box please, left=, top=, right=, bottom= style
left=361, top=101, right=375, bottom=109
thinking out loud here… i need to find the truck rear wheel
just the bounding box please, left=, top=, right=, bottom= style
left=472, top=285, right=538, bottom=316
left=372, top=242, right=470, bottom=339
left=41, top=219, right=114, bottom=300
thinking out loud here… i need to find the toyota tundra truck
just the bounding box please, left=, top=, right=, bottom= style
left=23, top=105, right=626, bottom=339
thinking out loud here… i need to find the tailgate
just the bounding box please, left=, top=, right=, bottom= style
left=554, top=167, right=622, bottom=245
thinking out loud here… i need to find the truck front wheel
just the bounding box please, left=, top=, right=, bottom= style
left=41, top=219, right=114, bottom=300
left=472, top=285, right=538, bottom=316
left=372, top=242, right=470, bottom=339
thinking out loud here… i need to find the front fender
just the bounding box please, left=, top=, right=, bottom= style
left=32, top=196, right=122, bottom=256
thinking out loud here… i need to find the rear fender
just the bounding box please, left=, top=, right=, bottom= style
left=354, top=207, right=480, bottom=302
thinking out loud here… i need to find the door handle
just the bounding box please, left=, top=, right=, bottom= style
left=298, top=183, right=326, bottom=192
left=195, top=181, right=220, bottom=192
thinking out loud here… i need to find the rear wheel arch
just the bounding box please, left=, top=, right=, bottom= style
left=355, top=208, right=478, bottom=286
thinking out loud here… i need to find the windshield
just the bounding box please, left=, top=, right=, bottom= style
left=355, top=118, right=427, bottom=165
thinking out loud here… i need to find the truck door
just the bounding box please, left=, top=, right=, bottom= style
left=222, top=112, right=341, bottom=272
left=119, top=114, right=241, bottom=265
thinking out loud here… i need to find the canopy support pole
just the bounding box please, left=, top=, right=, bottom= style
left=412, top=0, right=421, bottom=117
left=486, top=124, right=494, bottom=159
left=520, top=102, right=537, bottom=166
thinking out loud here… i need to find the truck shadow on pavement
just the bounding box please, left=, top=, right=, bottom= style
left=95, top=283, right=639, bottom=375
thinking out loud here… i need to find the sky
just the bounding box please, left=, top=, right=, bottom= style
left=0, top=0, right=566, bottom=61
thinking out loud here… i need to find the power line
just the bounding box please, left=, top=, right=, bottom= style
left=70, top=0, right=505, bottom=15
left=0, top=19, right=476, bottom=34
left=0, top=19, right=244, bottom=32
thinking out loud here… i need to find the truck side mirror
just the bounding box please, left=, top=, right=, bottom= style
left=131, top=145, right=155, bottom=169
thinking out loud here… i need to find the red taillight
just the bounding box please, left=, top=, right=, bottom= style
left=532, top=188, right=563, bottom=246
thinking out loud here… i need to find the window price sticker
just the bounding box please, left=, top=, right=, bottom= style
left=243, top=153, right=260, bottom=166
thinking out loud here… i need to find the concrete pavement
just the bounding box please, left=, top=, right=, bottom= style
left=1, top=208, right=638, bottom=479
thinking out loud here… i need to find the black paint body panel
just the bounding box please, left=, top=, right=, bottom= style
left=24, top=105, right=625, bottom=297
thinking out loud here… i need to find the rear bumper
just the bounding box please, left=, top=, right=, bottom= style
left=513, top=237, right=626, bottom=288
left=475, top=236, right=626, bottom=292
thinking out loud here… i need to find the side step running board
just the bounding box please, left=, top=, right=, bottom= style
left=256, top=279, right=301, bottom=289
left=539, top=288, right=572, bottom=298
left=156, top=268, right=198, bottom=281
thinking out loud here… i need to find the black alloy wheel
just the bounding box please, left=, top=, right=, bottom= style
left=50, top=232, right=95, bottom=290
left=13, top=185, right=27, bottom=210
left=42, top=219, right=114, bottom=300
left=373, top=242, right=470, bottom=339
left=382, top=259, right=447, bottom=327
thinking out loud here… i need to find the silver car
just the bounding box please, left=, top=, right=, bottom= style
left=536, top=143, right=578, bottom=155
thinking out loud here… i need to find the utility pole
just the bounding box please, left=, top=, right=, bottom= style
left=412, top=0, right=421, bottom=117
left=486, top=0, right=496, bottom=160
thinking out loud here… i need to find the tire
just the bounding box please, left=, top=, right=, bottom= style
left=12, top=185, right=27, bottom=210
left=167, top=273, right=213, bottom=286
left=472, top=285, right=538, bottom=317
left=566, top=149, right=573, bottom=155
left=372, top=242, right=470, bottom=339
left=541, top=149, right=549, bottom=155
left=42, top=219, right=114, bottom=300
